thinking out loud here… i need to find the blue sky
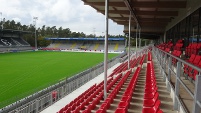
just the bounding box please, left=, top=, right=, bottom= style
left=0, top=0, right=124, bottom=36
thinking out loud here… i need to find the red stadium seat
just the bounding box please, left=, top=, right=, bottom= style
left=143, top=88, right=159, bottom=107
left=115, top=107, right=127, bottom=113
left=118, top=101, right=128, bottom=111
left=185, top=55, right=201, bottom=79
left=183, top=54, right=196, bottom=74
left=144, top=91, right=158, bottom=99
left=189, top=59, right=201, bottom=80
left=142, top=100, right=161, bottom=113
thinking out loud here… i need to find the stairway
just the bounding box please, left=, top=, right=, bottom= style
left=91, top=69, right=136, bottom=113
left=127, top=56, right=177, bottom=113
left=114, top=43, right=119, bottom=51
left=94, top=44, right=99, bottom=50
left=70, top=43, right=77, bottom=49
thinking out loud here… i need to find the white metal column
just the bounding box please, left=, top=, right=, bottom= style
left=139, top=28, right=141, bottom=48
left=136, top=24, right=138, bottom=50
left=193, top=74, right=201, bottom=113
left=104, top=0, right=109, bottom=100
left=128, top=11, right=131, bottom=69
left=164, top=31, right=166, bottom=43
left=33, top=17, right=38, bottom=50
left=0, top=12, right=2, bottom=29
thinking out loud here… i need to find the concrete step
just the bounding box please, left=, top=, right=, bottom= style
left=128, top=66, right=146, bottom=113
left=153, top=58, right=177, bottom=113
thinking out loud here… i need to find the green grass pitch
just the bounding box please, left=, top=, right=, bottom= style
left=0, top=51, right=118, bottom=108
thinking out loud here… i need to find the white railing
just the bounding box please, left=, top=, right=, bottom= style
left=153, top=46, right=201, bottom=113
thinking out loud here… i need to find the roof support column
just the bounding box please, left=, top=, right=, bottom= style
left=103, top=0, right=109, bottom=100
left=136, top=24, right=138, bottom=50
left=128, top=11, right=131, bottom=69
left=139, top=28, right=141, bottom=48
left=164, top=31, right=166, bottom=43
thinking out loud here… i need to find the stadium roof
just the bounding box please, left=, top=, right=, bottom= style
left=0, top=29, right=32, bottom=34
left=45, top=37, right=125, bottom=41
left=82, top=0, right=188, bottom=39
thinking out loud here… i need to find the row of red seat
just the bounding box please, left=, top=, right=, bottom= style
left=173, top=39, right=183, bottom=51
left=142, top=62, right=163, bottom=113
left=171, top=50, right=182, bottom=65
left=156, top=39, right=184, bottom=53
left=140, top=54, right=146, bottom=65
left=183, top=54, right=201, bottom=80
left=96, top=70, right=132, bottom=113
left=96, top=54, right=146, bottom=113
left=148, top=51, right=152, bottom=61
left=115, top=67, right=141, bottom=113
left=57, top=77, right=114, bottom=113
left=185, top=43, right=201, bottom=57
left=156, top=40, right=173, bottom=51
left=130, top=57, right=141, bottom=68
left=109, top=61, right=128, bottom=77
left=57, top=54, right=145, bottom=113
left=109, top=56, right=141, bottom=77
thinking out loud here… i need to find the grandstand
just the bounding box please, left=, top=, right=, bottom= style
left=45, top=38, right=126, bottom=53
left=0, top=29, right=32, bottom=52
left=1, top=0, right=201, bottom=113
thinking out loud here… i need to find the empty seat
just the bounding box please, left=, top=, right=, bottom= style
left=115, top=107, right=127, bottom=113
left=143, top=92, right=159, bottom=107
left=118, top=101, right=129, bottom=111
left=142, top=100, right=162, bottom=113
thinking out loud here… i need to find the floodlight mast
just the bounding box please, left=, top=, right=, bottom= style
left=33, top=17, right=38, bottom=50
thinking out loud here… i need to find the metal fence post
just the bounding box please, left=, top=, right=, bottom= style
left=162, top=54, right=167, bottom=81
left=193, top=73, right=201, bottom=113
left=167, top=56, right=172, bottom=91
left=164, top=54, right=167, bottom=71
left=35, top=99, right=39, bottom=113
left=156, top=49, right=158, bottom=60
left=174, top=61, right=181, bottom=110
left=50, top=92, right=53, bottom=105
left=159, top=51, right=162, bottom=73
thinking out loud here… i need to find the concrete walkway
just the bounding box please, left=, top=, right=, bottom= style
left=40, top=63, right=121, bottom=113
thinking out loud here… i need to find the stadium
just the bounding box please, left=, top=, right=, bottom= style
left=0, top=0, right=201, bottom=113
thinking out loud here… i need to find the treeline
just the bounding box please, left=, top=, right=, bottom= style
left=0, top=19, right=125, bottom=47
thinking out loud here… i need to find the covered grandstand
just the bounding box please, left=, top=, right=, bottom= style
left=1, top=0, right=201, bottom=113
left=0, top=29, right=32, bottom=52
left=44, top=38, right=126, bottom=53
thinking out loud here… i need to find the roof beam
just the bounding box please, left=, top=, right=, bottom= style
left=116, top=21, right=167, bottom=26
left=139, top=18, right=171, bottom=22
left=101, top=10, right=178, bottom=16
left=84, top=1, right=186, bottom=8
left=132, top=1, right=187, bottom=8
left=84, top=2, right=125, bottom=7
left=123, top=0, right=140, bottom=28
left=112, top=17, right=171, bottom=22
left=136, top=11, right=178, bottom=16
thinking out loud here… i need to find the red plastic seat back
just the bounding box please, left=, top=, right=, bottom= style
left=176, top=51, right=182, bottom=57
left=192, top=55, right=201, bottom=65
left=188, top=54, right=196, bottom=62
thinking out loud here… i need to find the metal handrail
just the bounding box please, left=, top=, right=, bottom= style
left=158, top=48, right=201, bottom=73
left=154, top=46, right=201, bottom=113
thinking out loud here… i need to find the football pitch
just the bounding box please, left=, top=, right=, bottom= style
left=0, top=51, right=118, bottom=108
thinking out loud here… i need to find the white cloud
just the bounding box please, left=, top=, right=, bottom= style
left=0, top=0, right=124, bottom=36
left=12, top=17, right=21, bottom=22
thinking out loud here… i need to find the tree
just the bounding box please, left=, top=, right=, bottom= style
left=0, top=18, right=127, bottom=47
